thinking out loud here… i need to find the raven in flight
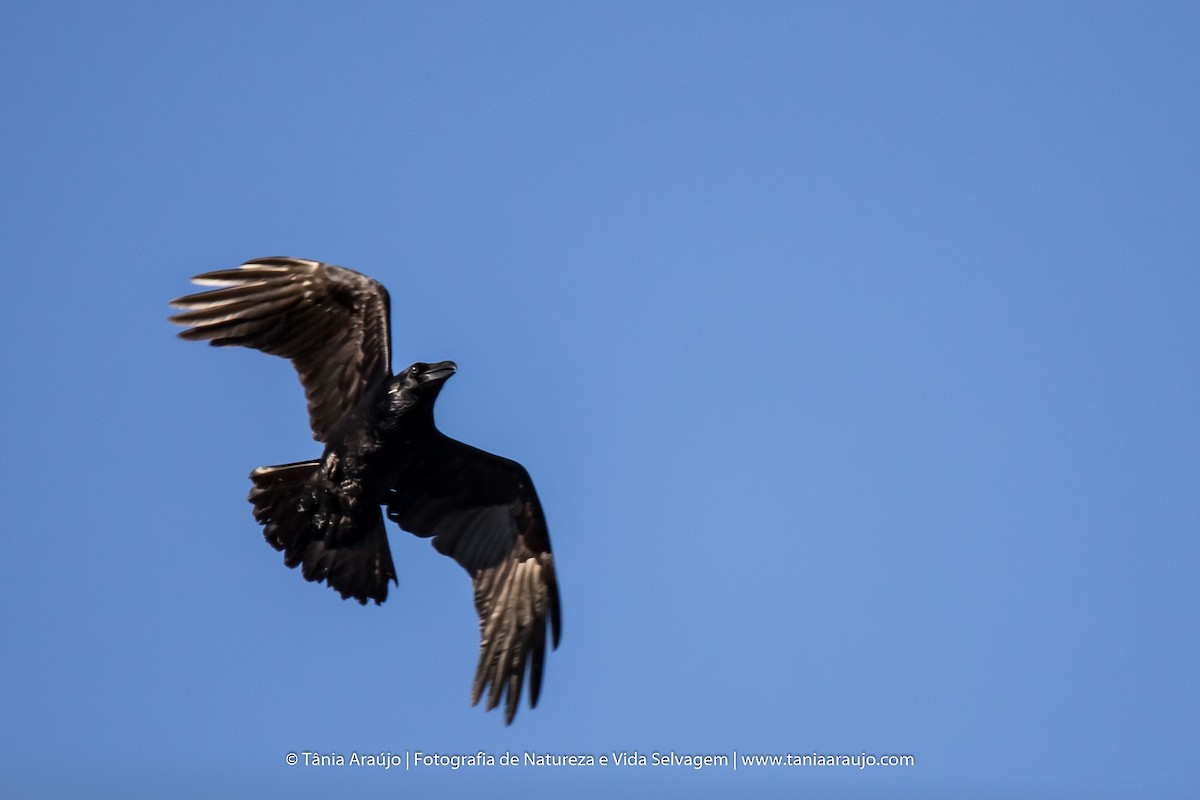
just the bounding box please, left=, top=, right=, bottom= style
left=169, top=257, right=561, bottom=724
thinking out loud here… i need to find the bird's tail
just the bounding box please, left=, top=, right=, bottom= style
left=248, top=460, right=397, bottom=605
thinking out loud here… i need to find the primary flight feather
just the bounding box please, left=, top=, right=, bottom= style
left=169, top=256, right=561, bottom=724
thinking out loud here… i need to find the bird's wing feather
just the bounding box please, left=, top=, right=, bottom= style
left=386, top=434, right=561, bottom=725
left=169, top=257, right=392, bottom=442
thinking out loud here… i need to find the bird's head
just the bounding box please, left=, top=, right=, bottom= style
left=387, top=360, right=457, bottom=410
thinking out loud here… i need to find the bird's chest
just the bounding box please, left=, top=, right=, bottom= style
left=319, top=406, right=433, bottom=504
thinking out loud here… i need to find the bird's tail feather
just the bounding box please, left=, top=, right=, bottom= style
left=249, top=461, right=397, bottom=605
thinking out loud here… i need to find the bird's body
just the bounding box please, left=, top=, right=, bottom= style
left=170, top=257, right=560, bottom=724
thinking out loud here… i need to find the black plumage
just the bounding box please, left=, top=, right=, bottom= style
left=169, top=256, right=561, bottom=724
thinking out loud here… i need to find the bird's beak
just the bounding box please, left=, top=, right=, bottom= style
left=425, top=361, right=457, bottom=382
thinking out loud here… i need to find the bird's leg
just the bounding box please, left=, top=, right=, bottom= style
left=338, top=478, right=362, bottom=511
left=305, top=451, right=347, bottom=535
left=311, top=451, right=370, bottom=543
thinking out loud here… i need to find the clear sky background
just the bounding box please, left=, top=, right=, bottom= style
left=1, top=2, right=1197, bottom=798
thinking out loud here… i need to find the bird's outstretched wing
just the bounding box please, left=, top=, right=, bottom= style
left=169, top=257, right=392, bottom=442
left=386, top=434, right=562, bottom=725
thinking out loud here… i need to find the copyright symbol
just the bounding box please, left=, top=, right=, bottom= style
left=286, top=753, right=298, bottom=765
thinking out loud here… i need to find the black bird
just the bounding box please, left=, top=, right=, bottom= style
left=169, top=257, right=561, bottom=724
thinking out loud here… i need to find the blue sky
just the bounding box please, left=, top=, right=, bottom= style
left=1, top=2, right=1197, bottom=797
